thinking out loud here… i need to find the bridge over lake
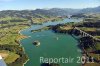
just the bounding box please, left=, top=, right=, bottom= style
left=72, top=27, right=100, bottom=42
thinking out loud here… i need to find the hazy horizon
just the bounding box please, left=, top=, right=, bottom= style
left=0, top=0, right=100, bottom=11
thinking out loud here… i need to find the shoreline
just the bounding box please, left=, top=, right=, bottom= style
left=23, top=59, right=30, bottom=66
left=18, top=27, right=30, bottom=66
left=19, top=30, right=31, bottom=39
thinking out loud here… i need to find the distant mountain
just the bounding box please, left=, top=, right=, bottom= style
left=79, top=6, right=100, bottom=13
left=32, top=8, right=80, bottom=17
left=0, top=6, right=100, bottom=18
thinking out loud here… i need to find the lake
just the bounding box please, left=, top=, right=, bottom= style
left=21, top=18, right=82, bottom=66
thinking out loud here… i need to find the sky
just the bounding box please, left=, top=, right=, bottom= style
left=0, top=0, right=100, bottom=10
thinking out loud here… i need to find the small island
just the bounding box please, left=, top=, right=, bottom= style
left=33, top=40, right=40, bottom=47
